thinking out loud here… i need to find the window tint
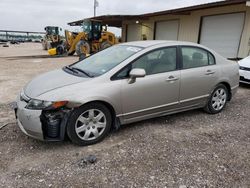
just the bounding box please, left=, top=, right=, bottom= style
left=132, top=47, right=177, bottom=75
left=182, top=47, right=210, bottom=69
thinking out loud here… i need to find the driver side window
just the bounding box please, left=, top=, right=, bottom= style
left=132, top=47, right=176, bottom=75
left=115, top=47, right=177, bottom=79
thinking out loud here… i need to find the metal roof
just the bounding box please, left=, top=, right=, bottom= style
left=142, top=0, right=247, bottom=17
left=68, top=15, right=147, bottom=27
left=68, top=0, right=247, bottom=27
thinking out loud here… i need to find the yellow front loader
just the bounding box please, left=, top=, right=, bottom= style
left=42, top=26, right=65, bottom=50
left=65, top=19, right=118, bottom=57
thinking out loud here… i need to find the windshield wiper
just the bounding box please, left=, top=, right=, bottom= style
left=71, top=67, right=94, bottom=78
left=64, top=66, right=78, bottom=74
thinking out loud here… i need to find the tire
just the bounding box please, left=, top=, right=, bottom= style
left=56, top=45, right=65, bottom=55
left=46, top=42, right=52, bottom=50
left=76, top=40, right=90, bottom=56
left=100, top=41, right=112, bottom=50
left=66, top=103, right=112, bottom=146
left=204, top=84, right=228, bottom=114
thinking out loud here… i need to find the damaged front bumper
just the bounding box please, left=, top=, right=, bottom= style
left=15, top=93, right=71, bottom=141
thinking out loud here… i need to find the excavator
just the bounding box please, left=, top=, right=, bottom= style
left=48, top=19, right=118, bottom=56
left=42, top=26, right=65, bottom=50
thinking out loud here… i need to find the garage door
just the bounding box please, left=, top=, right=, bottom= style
left=199, top=13, right=245, bottom=58
left=126, top=24, right=142, bottom=42
left=155, top=20, right=179, bottom=40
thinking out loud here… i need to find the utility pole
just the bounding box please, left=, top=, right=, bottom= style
left=94, top=0, right=99, bottom=17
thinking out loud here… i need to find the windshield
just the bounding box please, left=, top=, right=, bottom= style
left=46, top=27, right=59, bottom=35
left=82, top=21, right=91, bottom=34
left=71, top=45, right=143, bottom=76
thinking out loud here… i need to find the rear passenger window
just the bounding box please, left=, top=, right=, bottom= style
left=181, top=47, right=214, bottom=69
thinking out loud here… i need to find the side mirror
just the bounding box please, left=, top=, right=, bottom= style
left=128, top=68, right=146, bottom=84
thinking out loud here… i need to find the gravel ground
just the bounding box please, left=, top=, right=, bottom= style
left=0, top=43, right=250, bottom=187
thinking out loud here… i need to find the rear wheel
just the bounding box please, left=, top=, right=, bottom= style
left=204, top=84, right=228, bottom=114
left=67, top=103, right=112, bottom=146
left=56, top=45, right=65, bottom=55
left=76, top=40, right=91, bottom=56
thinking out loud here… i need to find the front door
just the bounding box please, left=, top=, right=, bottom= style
left=118, top=47, right=181, bottom=123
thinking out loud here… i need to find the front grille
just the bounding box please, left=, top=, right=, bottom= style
left=240, top=66, right=250, bottom=71
left=240, top=76, right=250, bottom=83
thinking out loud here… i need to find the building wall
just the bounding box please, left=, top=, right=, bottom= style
left=122, top=4, right=250, bottom=58
left=239, top=7, right=250, bottom=57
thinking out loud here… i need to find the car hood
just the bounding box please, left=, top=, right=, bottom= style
left=239, top=56, right=250, bottom=68
left=24, top=69, right=89, bottom=98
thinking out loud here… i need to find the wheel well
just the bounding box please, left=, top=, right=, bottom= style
left=220, top=82, right=232, bottom=101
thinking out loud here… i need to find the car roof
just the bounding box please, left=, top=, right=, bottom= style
left=119, top=40, right=201, bottom=48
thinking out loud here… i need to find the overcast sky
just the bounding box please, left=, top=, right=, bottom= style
left=0, top=0, right=222, bottom=35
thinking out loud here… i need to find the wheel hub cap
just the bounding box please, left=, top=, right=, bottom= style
left=211, top=88, right=227, bottom=111
left=75, top=109, right=107, bottom=141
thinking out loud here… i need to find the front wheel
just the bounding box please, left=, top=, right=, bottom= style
left=75, top=40, right=91, bottom=56
left=204, top=84, right=228, bottom=114
left=66, top=103, right=112, bottom=146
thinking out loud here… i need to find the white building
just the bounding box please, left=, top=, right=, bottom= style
left=69, top=0, right=250, bottom=59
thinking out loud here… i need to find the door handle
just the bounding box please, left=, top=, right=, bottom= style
left=166, top=75, right=179, bottom=81
left=205, top=70, right=215, bottom=75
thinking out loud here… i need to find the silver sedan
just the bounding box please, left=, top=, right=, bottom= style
left=15, top=41, right=239, bottom=145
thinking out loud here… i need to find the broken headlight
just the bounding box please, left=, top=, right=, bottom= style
left=26, top=99, right=68, bottom=110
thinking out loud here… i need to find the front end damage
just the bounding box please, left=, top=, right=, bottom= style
left=15, top=91, right=75, bottom=141
left=40, top=108, right=71, bottom=141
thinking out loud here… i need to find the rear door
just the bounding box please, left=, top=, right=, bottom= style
left=179, top=46, right=219, bottom=107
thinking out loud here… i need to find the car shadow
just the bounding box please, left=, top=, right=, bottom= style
left=239, top=83, right=250, bottom=88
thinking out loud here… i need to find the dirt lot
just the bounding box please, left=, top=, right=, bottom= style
left=0, top=43, right=250, bottom=187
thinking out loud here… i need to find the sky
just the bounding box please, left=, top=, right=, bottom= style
left=0, top=0, right=222, bottom=35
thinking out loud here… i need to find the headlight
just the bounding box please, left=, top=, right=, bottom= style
left=25, top=99, right=68, bottom=110
left=239, top=66, right=245, bottom=70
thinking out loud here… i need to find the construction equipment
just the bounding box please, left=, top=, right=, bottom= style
left=65, top=19, right=118, bottom=56
left=42, top=26, right=65, bottom=51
